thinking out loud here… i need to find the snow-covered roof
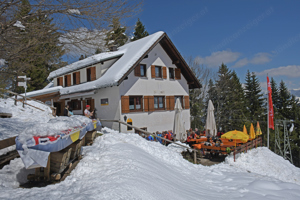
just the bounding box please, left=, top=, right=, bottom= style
left=48, top=51, right=125, bottom=80
left=23, top=86, right=62, bottom=98
left=52, top=31, right=165, bottom=95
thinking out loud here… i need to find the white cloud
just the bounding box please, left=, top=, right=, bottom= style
left=195, top=50, right=240, bottom=68
left=233, top=52, right=271, bottom=68
left=256, top=65, right=300, bottom=78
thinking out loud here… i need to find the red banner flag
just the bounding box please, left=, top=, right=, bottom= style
left=267, top=77, right=274, bottom=130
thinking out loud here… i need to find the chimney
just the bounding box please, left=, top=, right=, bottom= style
left=109, top=45, right=118, bottom=52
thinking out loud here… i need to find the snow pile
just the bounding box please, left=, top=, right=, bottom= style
left=225, top=147, right=300, bottom=185
left=0, top=128, right=300, bottom=199
left=0, top=98, right=54, bottom=140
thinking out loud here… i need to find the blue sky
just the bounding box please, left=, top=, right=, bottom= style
left=126, top=0, right=300, bottom=91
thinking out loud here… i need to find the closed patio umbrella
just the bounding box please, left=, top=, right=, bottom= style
left=205, top=100, right=217, bottom=137
left=173, top=98, right=186, bottom=142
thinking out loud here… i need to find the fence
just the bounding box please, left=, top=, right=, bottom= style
left=0, top=88, right=56, bottom=116
left=233, top=137, right=262, bottom=162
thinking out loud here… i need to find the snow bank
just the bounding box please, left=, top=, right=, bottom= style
left=225, top=147, right=300, bottom=185
left=0, top=128, right=300, bottom=199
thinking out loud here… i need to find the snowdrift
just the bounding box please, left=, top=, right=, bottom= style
left=0, top=128, right=300, bottom=200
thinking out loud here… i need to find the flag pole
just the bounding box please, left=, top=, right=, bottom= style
left=267, top=75, right=269, bottom=148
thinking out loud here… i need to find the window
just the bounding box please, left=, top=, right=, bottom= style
left=57, top=77, right=61, bottom=86
left=175, top=96, right=183, bottom=107
left=87, top=68, right=91, bottom=82
left=135, top=64, right=146, bottom=77
left=155, top=66, right=162, bottom=78
left=101, top=98, right=109, bottom=106
left=154, top=96, right=165, bottom=110
left=169, top=68, right=175, bottom=80
left=129, top=96, right=143, bottom=112
left=73, top=73, right=76, bottom=85
left=68, top=100, right=81, bottom=110
left=64, top=75, right=71, bottom=87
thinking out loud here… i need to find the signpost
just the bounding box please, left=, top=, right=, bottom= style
left=17, top=75, right=31, bottom=105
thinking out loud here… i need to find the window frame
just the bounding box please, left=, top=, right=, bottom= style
left=155, top=66, right=162, bottom=78
left=129, top=96, right=143, bottom=112
left=73, top=72, right=77, bottom=85
left=135, top=64, right=147, bottom=77
left=87, top=68, right=91, bottom=82
left=154, top=96, right=165, bottom=110
left=68, top=99, right=81, bottom=110
left=169, top=68, right=175, bottom=80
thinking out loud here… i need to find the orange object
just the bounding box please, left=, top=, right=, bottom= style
left=193, top=144, right=202, bottom=149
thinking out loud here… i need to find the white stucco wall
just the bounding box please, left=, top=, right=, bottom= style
left=118, top=43, right=191, bottom=133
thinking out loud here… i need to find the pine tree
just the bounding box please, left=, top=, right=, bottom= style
left=131, top=18, right=149, bottom=41
left=105, top=18, right=128, bottom=48
left=278, top=80, right=292, bottom=119
left=11, top=0, right=65, bottom=92
left=229, top=71, right=247, bottom=130
left=214, top=63, right=233, bottom=132
left=244, top=70, right=265, bottom=122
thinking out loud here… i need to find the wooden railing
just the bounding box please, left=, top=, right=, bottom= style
left=233, top=137, right=262, bottom=162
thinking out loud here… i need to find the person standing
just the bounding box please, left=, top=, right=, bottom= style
left=84, top=105, right=93, bottom=118
left=64, top=105, right=70, bottom=116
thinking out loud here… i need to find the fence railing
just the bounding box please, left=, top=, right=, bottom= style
left=233, top=137, right=262, bottom=162
left=0, top=88, right=56, bottom=116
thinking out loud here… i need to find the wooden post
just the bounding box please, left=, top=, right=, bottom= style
left=22, top=97, right=25, bottom=108
left=15, top=95, right=17, bottom=106
left=193, top=150, right=197, bottom=164
left=234, top=148, right=236, bottom=162
left=246, top=142, right=247, bottom=153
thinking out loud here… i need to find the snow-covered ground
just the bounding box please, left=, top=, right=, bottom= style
left=0, top=128, right=299, bottom=199
left=1, top=98, right=300, bottom=199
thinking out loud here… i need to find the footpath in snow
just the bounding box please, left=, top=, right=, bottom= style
left=0, top=127, right=300, bottom=200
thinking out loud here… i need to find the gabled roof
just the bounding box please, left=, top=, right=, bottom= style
left=48, top=31, right=201, bottom=95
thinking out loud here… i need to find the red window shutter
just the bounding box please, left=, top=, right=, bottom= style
left=144, top=96, right=149, bottom=112
left=67, top=74, right=71, bottom=86
left=162, top=67, right=167, bottom=79
left=148, top=96, right=154, bottom=112
left=121, top=96, right=129, bottom=113
left=134, top=65, right=140, bottom=77
left=184, top=96, right=190, bottom=109
left=76, top=72, right=80, bottom=84
left=82, top=100, right=86, bottom=115
left=91, top=67, right=96, bottom=81
left=166, top=96, right=171, bottom=110
left=170, top=96, right=175, bottom=110
left=151, top=65, right=156, bottom=78
left=175, top=68, right=181, bottom=80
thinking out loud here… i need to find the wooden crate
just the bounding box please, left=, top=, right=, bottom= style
left=50, top=147, right=72, bottom=173
left=85, top=130, right=97, bottom=145
left=69, top=140, right=82, bottom=160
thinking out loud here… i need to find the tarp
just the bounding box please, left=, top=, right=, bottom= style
left=16, top=120, right=101, bottom=169
left=173, top=98, right=186, bottom=142
left=205, top=100, right=217, bottom=137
